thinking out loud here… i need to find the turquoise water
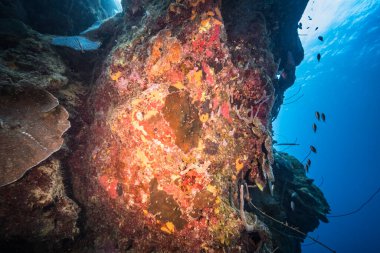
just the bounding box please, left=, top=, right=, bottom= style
left=274, top=1, right=380, bottom=252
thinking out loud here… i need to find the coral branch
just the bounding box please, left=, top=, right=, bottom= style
left=240, top=184, right=256, bottom=232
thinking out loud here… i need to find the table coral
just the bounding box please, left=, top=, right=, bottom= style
left=0, top=85, right=70, bottom=187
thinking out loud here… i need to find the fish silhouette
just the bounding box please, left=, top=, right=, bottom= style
left=321, top=113, right=326, bottom=122
left=310, top=145, right=317, bottom=153
left=313, top=123, right=317, bottom=133
left=317, top=53, right=321, bottom=62
left=315, top=111, right=320, bottom=121
left=318, top=36, right=324, bottom=41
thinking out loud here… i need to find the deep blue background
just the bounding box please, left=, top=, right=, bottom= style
left=273, top=1, right=380, bottom=252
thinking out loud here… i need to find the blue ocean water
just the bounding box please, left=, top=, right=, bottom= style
left=274, top=1, right=380, bottom=252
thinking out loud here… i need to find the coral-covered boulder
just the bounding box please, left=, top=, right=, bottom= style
left=71, top=0, right=279, bottom=251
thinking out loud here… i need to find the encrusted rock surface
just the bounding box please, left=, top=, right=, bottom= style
left=0, top=0, right=330, bottom=252
left=0, top=18, right=68, bottom=90
left=0, top=159, right=80, bottom=252
left=69, top=0, right=328, bottom=252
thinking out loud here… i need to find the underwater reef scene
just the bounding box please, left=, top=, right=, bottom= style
left=0, top=0, right=335, bottom=252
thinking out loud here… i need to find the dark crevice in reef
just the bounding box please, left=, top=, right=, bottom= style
left=52, top=13, right=125, bottom=85
left=0, top=0, right=119, bottom=35
left=0, top=1, right=330, bottom=252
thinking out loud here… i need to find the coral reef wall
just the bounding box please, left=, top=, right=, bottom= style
left=0, top=0, right=330, bottom=252
left=69, top=0, right=327, bottom=252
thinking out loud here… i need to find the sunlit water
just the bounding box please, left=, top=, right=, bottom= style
left=273, top=0, right=380, bottom=252
left=114, top=0, right=122, bottom=12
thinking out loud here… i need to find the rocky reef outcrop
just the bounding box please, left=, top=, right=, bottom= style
left=0, top=0, right=330, bottom=252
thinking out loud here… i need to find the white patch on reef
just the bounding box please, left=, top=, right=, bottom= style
left=114, top=0, right=122, bottom=12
